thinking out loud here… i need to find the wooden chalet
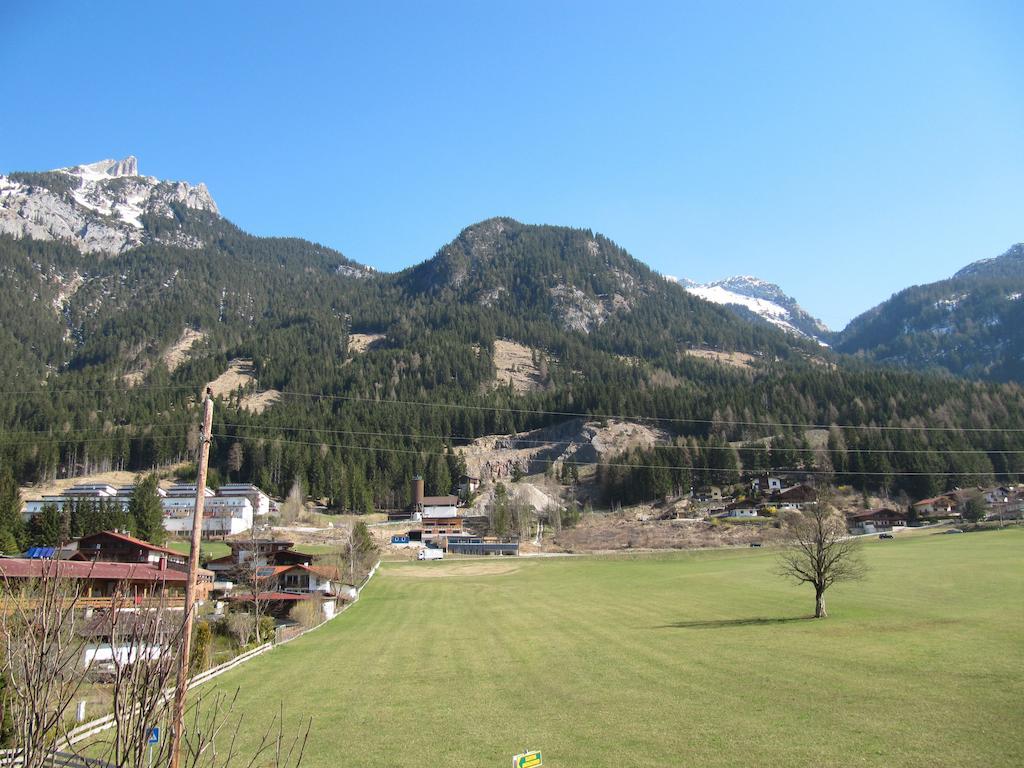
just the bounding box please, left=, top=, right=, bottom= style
left=769, top=484, right=818, bottom=508
left=845, top=508, right=907, bottom=533
left=71, top=530, right=187, bottom=567
left=0, top=558, right=213, bottom=608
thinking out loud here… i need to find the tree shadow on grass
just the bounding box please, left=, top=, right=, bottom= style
left=655, top=616, right=811, bottom=629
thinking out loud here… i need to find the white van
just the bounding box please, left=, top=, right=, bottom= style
left=417, top=547, right=443, bottom=561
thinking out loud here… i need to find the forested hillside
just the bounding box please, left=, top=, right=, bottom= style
left=2, top=202, right=1023, bottom=527
left=836, top=244, right=1024, bottom=381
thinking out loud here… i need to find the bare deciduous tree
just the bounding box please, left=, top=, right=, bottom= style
left=777, top=505, right=866, bottom=618
left=87, top=596, right=185, bottom=768
left=0, top=567, right=90, bottom=768
left=508, top=498, right=533, bottom=542
left=278, top=479, right=305, bottom=525
left=233, top=524, right=272, bottom=646
left=1, top=568, right=309, bottom=768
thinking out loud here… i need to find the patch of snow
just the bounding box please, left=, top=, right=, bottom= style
left=685, top=284, right=799, bottom=335
left=934, top=294, right=968, bottom=311
left=1008, top=292, right=1021, bottom=301
left=336, top=263, right=372, bottom=279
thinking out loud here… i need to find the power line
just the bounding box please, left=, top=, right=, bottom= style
left=271, top=389, right=1024, bottom=434
left=210, top=432, right=1010, bottom=478
left=0, top=423, right=192, bottom=439
left=0, top=384, right=197, bottom=396
left=0, top=433, right=186, bottom=448
left=215, top=422, right=1024, bottom=456
left=2, top=382, right=1023, bottom=435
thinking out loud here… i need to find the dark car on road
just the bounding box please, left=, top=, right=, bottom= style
left=879, top=533, right=894, bottom=539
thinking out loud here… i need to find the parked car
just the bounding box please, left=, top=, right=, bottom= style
left=749, top=542, right=762, bottom=548
left=417, top=547, right=444, bottom=560
left=879, top=533, right=894, bottom=539
left=944, top=528, right=964, bottom=534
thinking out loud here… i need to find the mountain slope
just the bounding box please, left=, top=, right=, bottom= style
left=835, top=244, right=1024, bottom=381
left=1, top=159, right=1023, bottom=517
left=393, top=218, right=823, bottom=363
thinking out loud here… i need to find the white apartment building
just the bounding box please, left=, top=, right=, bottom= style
left=216, top=483, right=271, bottom=516
left=161, top=491, right=254, bottom=537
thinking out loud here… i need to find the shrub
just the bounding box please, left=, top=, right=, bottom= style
left=190, top=621, right=212, bottom=674
left=226, top=612, right=255, bottom=646
left=257, top=615, right=277, bottom=643
left=288, top=599, right=322, bottom=630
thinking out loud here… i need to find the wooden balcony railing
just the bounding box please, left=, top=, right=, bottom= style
left=1, top=596, right=187, bottom=611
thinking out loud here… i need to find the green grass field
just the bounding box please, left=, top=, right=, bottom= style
left=166, top=539, right=230, bottom=560
left=208, top=530, right=1023, bottom=767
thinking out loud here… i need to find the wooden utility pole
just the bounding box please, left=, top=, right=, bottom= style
left=170, top=387, right=214, bottom=768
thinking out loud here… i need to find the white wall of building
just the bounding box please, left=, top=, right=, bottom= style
left=162, top=496, right=254, bottom=537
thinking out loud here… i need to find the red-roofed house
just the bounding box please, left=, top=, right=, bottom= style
left=0, top=558, right=214, bottom=607
left=257, top=563, right=340, bottom=595
left=913, top=495, right=959, bottom=517
left=229, top=564, right=347, bottom=619
left=203, top=540, right=315, bottom=579
left=70, top=530, right=186, bottom=567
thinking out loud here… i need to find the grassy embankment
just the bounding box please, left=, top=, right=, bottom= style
left=205, top=529, right=1023, bottom=767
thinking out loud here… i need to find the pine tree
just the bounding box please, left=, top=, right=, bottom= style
left=130, top=474, right=166, bottom=545
left=29, top=504, right=66, bottom=547
left=0, top=468, right=25, bottom=552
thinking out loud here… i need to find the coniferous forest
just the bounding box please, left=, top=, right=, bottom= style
left=1, top=212, right=1022, bottom=548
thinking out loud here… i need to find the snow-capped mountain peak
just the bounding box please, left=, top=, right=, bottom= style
left=68, top=156, right=140, bottom=180
left=673, top=274, right=831, bottom=343
left=0, top=156, right=219, bottom=255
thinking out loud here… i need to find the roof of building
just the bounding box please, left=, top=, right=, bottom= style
left=23, top=546, right=56, bottom=559
left=77, top=530, right=183, bottom=559
left=166, top=484, right=216, bottom=497
left=421, top=495, right=459, bottom=506
left=254, top=565, right=290, bottom=579
left=0, top=559, right=213, bottom=582
left=218, top=484, right=268, bottom=494
left=227, top=539, right=294, bottom=549
left=914, top=495, right=955, bottom=506
left=726, top=501, right=758, bottom=510
left=771, top=485, right=817, bottom=501
left=226, top=591, right=320, bottom=602
left=294, top=563, right=340, bottom=580
left=78, top=611, right=179, bottom=639
left=846, top=508, right=904, bottom=520
left=253, top=563, right=340, bottom=580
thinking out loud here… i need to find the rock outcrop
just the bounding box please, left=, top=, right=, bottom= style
left=0, top=156, right=219, bottom=255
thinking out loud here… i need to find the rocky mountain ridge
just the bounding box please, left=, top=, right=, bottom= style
left=0, top=156, right=219, bottom=255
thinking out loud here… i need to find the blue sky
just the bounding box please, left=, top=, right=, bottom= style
left=2, top=1, right=1021, bottom=329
